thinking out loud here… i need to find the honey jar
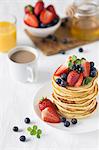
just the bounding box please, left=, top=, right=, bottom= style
left=71, top=1, right=99, bottom=41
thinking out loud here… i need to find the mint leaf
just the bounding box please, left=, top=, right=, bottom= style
left=72, top=55, right=77, bottom=62
left=30, top=130, right=37, bottom=135
left=68, top=60, right=72, bottom=69
left=75, top=59, right=81, bottom=65
left=33, top=125, right=37, bottom=130
left=37, top=134, right=40, bottom=139
left=83, top=77, right=93, bottom=85
left=27, top=127, right=32, bottom=132
left=37, top=129, right=42, bottom=135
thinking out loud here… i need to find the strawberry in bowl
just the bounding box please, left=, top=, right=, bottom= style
left=24, top=0, right=61, bottom=37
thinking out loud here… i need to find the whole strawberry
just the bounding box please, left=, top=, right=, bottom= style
left=25, top=5, right=34, bottom=14
left=34, top=1, right=44, bottom=16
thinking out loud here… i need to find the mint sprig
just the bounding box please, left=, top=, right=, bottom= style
left=27, top=125, right=42, bottom=139
left=83, top=77, right=93, bottom=85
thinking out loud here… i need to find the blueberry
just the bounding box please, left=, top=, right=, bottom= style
left=61, top=73, right=67, bottom=80
left=61, top=38, right=68, bottom=44
left=78, top=48, right=84, bottom=52
left=71, top=118, right=77, bottom=125
left=90, top=62, right=94, bottom=68
left=40, top=23, right=47, bottom=28
left=91, top=67, right=96, bottom=72
left=72, top=64, right=77, bottom=70
left=20, top=135, right=26, bottom=142
left=24, top=117, right=30, bottom=124
left=60, top=80, right=67, bottom=87
left=61, top=117, right=66, bottom=122
left=78, top=66, right=83, bottom=73
left=59, top=50, right=66, bottom=55
left=47, top=35, right=57, bottom=41
left=64, top=121, right=70, bottom=127
left=52, top=18, right=59, bottom=25
left=56, top=78, right=62, bottom=84
left=13, top=126, right=18, bottom=132
left=90, top=70, right=96, bottom=77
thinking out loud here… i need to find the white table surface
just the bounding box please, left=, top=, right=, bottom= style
left=0, top=0, right=99, bottom=150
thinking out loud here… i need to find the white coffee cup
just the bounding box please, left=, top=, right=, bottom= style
left=8, top=46, right=39, bottom=83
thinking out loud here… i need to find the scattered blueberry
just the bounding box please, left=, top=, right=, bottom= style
left=71, top=118, right=77, bottom=125
left=47, top=35, right=57, bottom=41
left=72, top=64, right=77, bottom=70
left=13, top=126, right=18, bottom=132
left=60, top=80, right=67, bottom=87
left=64, top=121, right=70, bottom=127
left=61, top=117, right=66, bottom=122
left=20, top=135, right=26, bottom=142
left=61, top=73, right=67, bottom=80
left=90, top=62, right=94, bottom=68
left=61, top=38, right=68, bottom=44
left=78, top=48, right=84, bottom=52
left=59, top=50, right=66, bottom=55
left=90, top=70, right=96, bottom=77
left=56, top=78, right=62, bottom=84
left=24, top=117, right=30, bottom=124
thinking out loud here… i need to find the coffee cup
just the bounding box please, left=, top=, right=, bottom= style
left=8, top=46, right=39, bottom=83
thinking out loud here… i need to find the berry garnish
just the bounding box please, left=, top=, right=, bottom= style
left=67, top=71, right=80, bottom=86
left=90, top=62, right=94, bottom=68
left=82, top=61, right=90, bottom=77
left=90, top=70, right=96, bottom=77
left=13, top=126, right=18, bottom=132
left=71, top=118, right=77, bottom=125
left=20, top=135, right=26, bottom=142
left=91, top=67, right=96, bottom=72
left=78, top=47, right=84, bottom=52
left=24, top=117, right=30, bottom=124
left=39, top=97, right=55, bottom=111
left=60, top=80, right=67, bottom=87
left=64, top=121, right=70, bottom=127
left=61, top=117, right=66, bottom=122
left=47, top=5, right=57, bottom=18
left=72, top=64, right=77, bottom=70
left=77, top=66, right=83, bottom=73
left=40, top=23, right=47, bottom=28
left=75, top=73, right=83, bottom=87
left=54, top=65, right=68, bottom=76
left=56, top=78, right=62, bottom=84
left=61, top=73, right=67, bottom=80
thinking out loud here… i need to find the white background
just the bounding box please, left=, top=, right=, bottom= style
left=0, top=0, right=99, bottom=150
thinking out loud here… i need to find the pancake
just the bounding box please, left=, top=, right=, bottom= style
left=51, top=71, right=98, bottom=119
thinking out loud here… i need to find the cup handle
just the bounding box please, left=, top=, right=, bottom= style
left=27, top=66, right=34, bottom=83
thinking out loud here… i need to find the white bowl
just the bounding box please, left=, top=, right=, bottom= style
left=24, top=19, right=61, bottom=38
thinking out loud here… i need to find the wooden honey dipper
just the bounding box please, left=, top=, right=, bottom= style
left=66, top=4, right=77, bottom=18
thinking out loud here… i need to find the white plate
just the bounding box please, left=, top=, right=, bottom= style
left=33, top=82, right=99, bottom=134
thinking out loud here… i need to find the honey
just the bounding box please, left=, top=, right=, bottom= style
left=71, top=3, right=99, bottom=41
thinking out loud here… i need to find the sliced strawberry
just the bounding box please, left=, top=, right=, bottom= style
left=67, top=71, right=80, bottom=86
left=82, top=61, right=90, bottom=77
left=40, top=9, right=55, bottom=25
left=41, top=107, right=60, bottom=123
left=47, top=5, right=57, bottom=18
left=24, top=5, right=34, bottom=14
left=75, top=73, right=83, bottom=87
left=24, top=14, right=39, bottom=28
left=54, top=65, right=68, bottom=76
left=34, top=1, right=44, bottom=16
left=39, top=98, right=56, bottom=111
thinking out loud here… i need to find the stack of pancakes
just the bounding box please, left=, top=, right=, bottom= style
left=52, top=72, right=98, bottom=119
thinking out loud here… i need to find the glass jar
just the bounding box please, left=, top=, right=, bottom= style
left=0, top=14, right=17, bottom=53
left=71, top=1, right=99, bottom=41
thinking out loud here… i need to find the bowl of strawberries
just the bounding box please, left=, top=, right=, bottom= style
left=24, top=0, right=61, bottom=38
